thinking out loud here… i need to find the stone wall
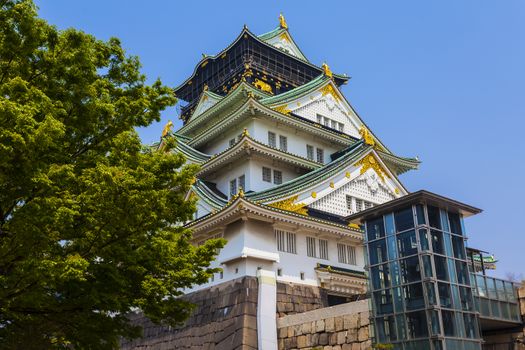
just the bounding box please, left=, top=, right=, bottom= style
left=276, top=282, right=328, bottom=317
left=277, top=299, right=371, bottom=350
left=120, top=277, right=258, bottom=350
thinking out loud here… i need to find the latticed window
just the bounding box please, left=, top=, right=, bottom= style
left=268, top=131, right=276, bottom=147
left=273, top=170, right=282, bottom=185
left=346, top=195, right=353, bottom=210
left=331, top=120, right=337, bottom=129
left=279, top=135, right=287, bottom=151
left=316, top=114, right=322, bottom=124
left=306, top=236, right=316, bottom=257
left=338, top=122, right=344, bottom=132
left=276, top=230, right=296, bottom=254
left=316, top=148, right=324, bottom=163
left=337, top=243, right=357, bottom=265
left=319, top=239, right=329, bottom=260
left=262, top=167, right=272, bottom=182
left=306, top=145, right=314, bottom=160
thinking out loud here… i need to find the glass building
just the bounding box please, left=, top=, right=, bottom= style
left=347, top=190, right=487, bottom=350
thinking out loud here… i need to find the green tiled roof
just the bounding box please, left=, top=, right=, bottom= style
left=246, top=141, right=370, bottom=202
left=260, top=74, right=329, bottom=106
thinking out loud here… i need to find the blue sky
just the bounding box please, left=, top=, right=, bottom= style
left=36, top=0, right=525, bottom=279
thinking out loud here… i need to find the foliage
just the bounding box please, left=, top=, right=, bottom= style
left=0, top=0, right=224, bottom=348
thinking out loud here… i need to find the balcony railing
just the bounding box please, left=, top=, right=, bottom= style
left=471, top=273, right=521, bottom=324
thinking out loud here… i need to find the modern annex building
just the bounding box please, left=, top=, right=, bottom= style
left=122, top=15, right=525, bottom=350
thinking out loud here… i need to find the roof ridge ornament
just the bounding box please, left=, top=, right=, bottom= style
left=161, top=120, right=173, bottom=138
left=322, top=62, right=333, bottom=78
left=279, top=13, right=288, bottom=29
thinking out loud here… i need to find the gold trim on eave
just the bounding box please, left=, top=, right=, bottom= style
left=274, top=105, right=291, bottom=115
left=354, top=153, right=390, bottom=182
left=268, top=195, right=307, bottom=215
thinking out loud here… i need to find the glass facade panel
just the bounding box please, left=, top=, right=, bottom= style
left=463, top=313, right=479, bottom=339
left=421, top=255, right=433, bottom=278
left=425, top=282, right=437, bottom=306
left=430, top=230, right=445, bottom=255
left=448, top=212, right=463, bottom=235
left=370, top=264, right=390, bottom=290
left=452, top=235, right=466, bottom=259
left=459, top=286, right=474, bottom=311
left=434, top=256, right=448, bottom=281
left=416, top=204, right=426, bottom=226
left=406, top=311, right=428, bottom=339
left=367, top=217, right=385, bottom=241
left=369, top=239, right=387, bottom=265
left=440, top=209, right=450, bottom=232
left=400, top=256, right=421, bottom=283
left=427, top=205, right=441, bottom=229
left=438, top=282, right=452, bottom=308
left=397, top=230, right=417, bottom=257
left=404, top=283, right=425, bottom=310
left=393, top=286, right=404, bottom=312
left=456, top=261, right=469, bottom=285
left=394, top=207, right=414, bottom=232
left=390, top=261, right=402, bottom=286
left=385, top=213, right=395, bottom=235
left=441, top=310, right=456, bottom=336
left=374, top=289, right=393, bottom=315
left=419, top=229, right=429, bottom=251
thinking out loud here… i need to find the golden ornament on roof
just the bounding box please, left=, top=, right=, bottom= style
left=359, top=126, right=375, bottom=146
left=253, top=79, right=273, bottom=94
left=322, top=62, right=333, bottom=78
left=161, top=120, right=173, bottom=138
left=279, top=13, right=288, bottom=29
left=268, top=195, right=307, bottom=215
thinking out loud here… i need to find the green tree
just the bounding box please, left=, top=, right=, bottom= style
left=0, top=0, right=224, bottom=348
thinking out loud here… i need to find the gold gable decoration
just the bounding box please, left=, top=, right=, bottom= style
left=268, top=195, right=307, bottom=215
left=359, top=126, right=375, bottom=146
left=354, top=153, right=390, bottom=182
left=320, top=84, right=341, bottom=102
left=161, top=120, right=173, bottom=138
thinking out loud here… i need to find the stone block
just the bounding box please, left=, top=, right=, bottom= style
left=297, top=335, right=307, bottom=348
left=337, top=331, right=346, bottom=344
left=360, top=339, right=372, bottom=350
left=278, top=326, right=288, bottom=339
left=325, top=317, right=335, bottom=332
left=344, top=314, right=359, bottom=330
left=335, top=317, right=344, bottom=331
left=329, top=332, right=338, bottom=345
left=302, top=322, right=311, bottom=334
left=316, top=319, right=325, bottom=332
left=319, top=332, right=329, bottom=345
left=357, top=327, right=368, bottom=342
left=342, top=344, right=353, bottom=350
left=351, top=343, right=361, bottom=350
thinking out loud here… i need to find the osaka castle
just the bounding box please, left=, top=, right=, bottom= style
left=122, top=15, right=525, bottom=350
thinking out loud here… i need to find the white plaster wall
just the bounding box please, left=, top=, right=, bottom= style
left=185, top=219, right=365, bottom=294
left=214, top=161, right=251, bottom=198
left=250, top=119, right=339, bottom=163
left=199, top=119, right=255, bottom=155
left=248, top=158, right=297, bottom=193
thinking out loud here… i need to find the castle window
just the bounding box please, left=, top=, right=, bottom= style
left=331, top=120, right=337, bottom=129
left=268, top=131, right=276, bottom=147
left=229, top=179, right=237, bottom=197
left=276, top=229, right=296, bottom=254
left=338, top=122, right=344, bottom=132
left=317, top=114, right=322, bottom=124
left=262, top=167, right=272, bottom=182
left=319, top=239, right=329, bottom=260
left=338, top=243, right=357, bottom=265
left=277, top=268, right=282, bottom=276
left=324, top=118, right=330, bottom=127
left=238, top=174, right=245, bottom=191
left=306, top=236, right=317, bottom=257
left=273, top=170, right=282, bottom=185
left=316, top=148, right=324, bottom=163
left=306, top=145, right=314, bottom=160
left=346, top=195, right=353, bottom=210
left=279, top=135, right=288, bottom=151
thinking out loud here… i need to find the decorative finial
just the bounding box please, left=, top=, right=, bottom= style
left=359, top=125, right=375, bottom=146
left=242, top=128, right=250, bottom=137
left=202, top=53, right=207, bottom=58
left=322, top=62, right=333, bottom=78
left=279, top=13, right=288, bottom=29
left=238, top=188, right=245, bottom=197
left=161, top=120, right=174, bottom=138
left=203, top=84, right=208, bottom=91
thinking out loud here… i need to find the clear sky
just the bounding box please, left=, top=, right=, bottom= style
left=35, top=0, right=525, bottom=279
